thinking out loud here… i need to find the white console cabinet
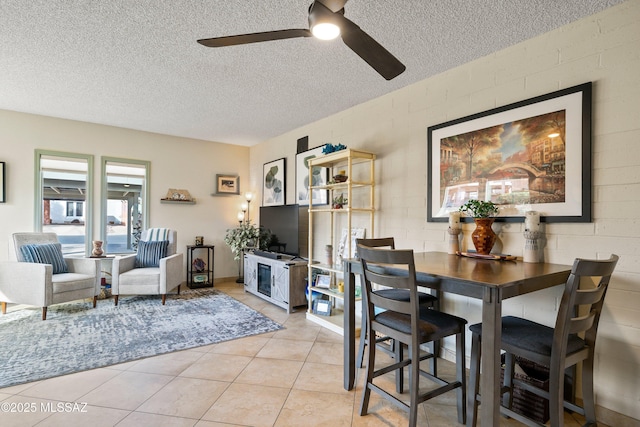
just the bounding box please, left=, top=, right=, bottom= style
left=244, top=252, right=307, bottom=313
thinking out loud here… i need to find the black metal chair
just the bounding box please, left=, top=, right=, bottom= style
left=355, top=238, right=440, bottom=381
left=467, top=254, right=619, bottom=427
left=358, top=244, right=467, bottom=427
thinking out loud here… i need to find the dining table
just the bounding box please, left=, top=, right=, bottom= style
left=342, top=251, right=572, bottom=427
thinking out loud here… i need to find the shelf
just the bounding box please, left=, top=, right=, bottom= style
left=161, top=199, right=196, bottom=205
left=308, top=149, right=376, bottom=168
left=311, top=181, right=373, bottom=190
left=309, top=207, right=375, bottom=213
left=310, top=286, right=361, bottom=302
left=311, top=262, right=344, bottom=274
left=306, top=310, right=361, bottom=337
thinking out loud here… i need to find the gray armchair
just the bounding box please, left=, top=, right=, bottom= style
left=111, top=228, right=183, bottom=305
left=0, top=232, right=101, bottom=320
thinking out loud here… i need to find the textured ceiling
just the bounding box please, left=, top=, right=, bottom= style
left=0, top=0, right=623, bottom=146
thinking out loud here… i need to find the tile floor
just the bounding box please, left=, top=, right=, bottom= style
left=0, top=280, right=602, bottom=427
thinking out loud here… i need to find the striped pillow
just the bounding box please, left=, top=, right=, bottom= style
left=20, top=243, right=69, bottom=274
left=135, top=240, right=169, bottom=268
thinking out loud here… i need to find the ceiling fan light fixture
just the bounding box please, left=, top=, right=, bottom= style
left=311, top=22, right=340, bottom=40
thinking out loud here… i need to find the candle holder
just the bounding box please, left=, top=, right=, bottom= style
left=447, top=227, right=461, bottom=255
left=523, top=230, right=543, bottom=263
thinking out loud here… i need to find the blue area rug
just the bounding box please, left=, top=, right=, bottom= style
left=0, top=288, right=283, bottom=389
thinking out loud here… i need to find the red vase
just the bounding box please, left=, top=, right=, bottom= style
left=471, top=218, right=497, bottom=255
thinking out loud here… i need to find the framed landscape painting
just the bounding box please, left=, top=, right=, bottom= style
left=427, top=82, right=592, bottom=223
left=296, top=146, right=328, bottom=206
left=263, top=158, right=285, bottom=206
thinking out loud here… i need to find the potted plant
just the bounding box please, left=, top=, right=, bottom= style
left=332, top=193, right=348, bottom=209
left=224, top=221, right=273, bottom=261
left=459, top=200, right=499, bottom=254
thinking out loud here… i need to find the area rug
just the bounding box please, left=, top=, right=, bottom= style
left=0, top=288, right=283, bottom=389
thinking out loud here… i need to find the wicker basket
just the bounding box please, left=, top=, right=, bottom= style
left=500, top=355, right=574, bottom=424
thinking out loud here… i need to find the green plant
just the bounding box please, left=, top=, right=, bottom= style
left=224, top=221, right=272, bottom=260
left=459, top=199, right=499, bottom=218
left=332, top=193, right=348, bottom=209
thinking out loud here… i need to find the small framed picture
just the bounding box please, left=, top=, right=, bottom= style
left=313, top=299, right=332, bottom=316
left=315, top=274, right=331, bottom=289
left=216, top=174, right=240, bottom=195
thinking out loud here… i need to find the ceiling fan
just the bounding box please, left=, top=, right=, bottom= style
left=197, top=0, right=406, bottom=81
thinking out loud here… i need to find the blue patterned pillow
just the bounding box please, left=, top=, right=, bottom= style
left=135, top=240, right=169, bottom=268
left=20, top=243, right=69, bottom=274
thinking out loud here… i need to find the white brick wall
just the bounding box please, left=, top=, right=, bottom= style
left=253, top=0, right=640, bottom=422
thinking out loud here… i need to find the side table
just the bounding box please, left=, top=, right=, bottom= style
left=186, top=245, right=214, bottom=288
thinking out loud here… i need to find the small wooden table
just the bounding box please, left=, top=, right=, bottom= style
left=343, top=251, right=572, bottom=427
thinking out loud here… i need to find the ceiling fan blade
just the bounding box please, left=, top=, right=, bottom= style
left=198, top=29, right=312, bottom=48
left=338, top=18, right=406, bottom=80
left=316, top=0, right=349, bottom=13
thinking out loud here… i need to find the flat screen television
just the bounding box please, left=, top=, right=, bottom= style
left=259, top=204, right=302, bottom=257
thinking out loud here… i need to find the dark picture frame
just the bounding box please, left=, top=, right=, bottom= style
left=216, top=174, right=240, bottom=195
left=263, top=158, right=286, bottom=206
left=427, top=82, right=592, bottom=223
left=296, top=146, right=328, bottom=206
left=0, top=162, right=5, bottom=203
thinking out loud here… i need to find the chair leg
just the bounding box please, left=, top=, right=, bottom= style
left=581, top=354, right=597, bottom=425
left=114, top=295, right=119, bottom=306
left=93, top=296, right=98, bottom=308
left=549, top=359, right=566, bottom=427
left=503, top=352, right=516, bottom=409
left=456, top=330, right=467, bottom=424
left=359, top=325, right=376, bottom=416
left=161, top=294, right=166, bottom=305
left=467, top=332, right=481, bottom=427
left=1, top=301, right=6, bottom=315
left=409, top=343, right=420, bottom=427
left=177, top=285, right=181, bottom=295
left=42, top=307, right=47, bottom=321
left=357, top=310, right=367, bottom=368
left=396, top=341, right=404, bottom=393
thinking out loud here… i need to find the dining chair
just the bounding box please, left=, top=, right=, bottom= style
left=355, top=238, right=440, bottom=382
left=358, top=244, right=467, bottom=427
left=467, top=254, right=619, bottom=427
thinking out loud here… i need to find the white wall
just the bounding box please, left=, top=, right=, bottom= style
left=0, top=110, right=250, bottom=279
left=250, top=1, right=640, bottom=422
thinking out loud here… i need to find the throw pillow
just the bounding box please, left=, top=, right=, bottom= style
left=20, top=243, right=69, bottom=274
left=135, top=240, right=169, bottom=268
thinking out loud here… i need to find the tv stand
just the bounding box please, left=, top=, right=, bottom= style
left=244, top=252, right=307, bottom=313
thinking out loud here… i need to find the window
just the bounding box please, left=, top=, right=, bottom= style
left=35, top=150, right=93, bottom=255
left=100, top=157, right=149, bottom=254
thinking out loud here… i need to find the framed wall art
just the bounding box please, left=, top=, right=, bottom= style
left=263, top=158, right=285, bottom=206
left=0, top=161, right=5, bottom=203
left=216, top=174, right=240, bottom=195
left=427, top=82, right=592, bottom=223
left=296, top=146, right=328, bottom=206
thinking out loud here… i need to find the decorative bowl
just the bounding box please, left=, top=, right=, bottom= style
left=333, top=175, right=348, bottom=183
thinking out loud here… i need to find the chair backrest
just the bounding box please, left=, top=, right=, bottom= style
left=356, top=237, right=395, bottom=254
left=13, top=233, right=60, bottom=262
left=554, top=254, right=619, bottom=359
left=140, top=228, right=177, bottom=256
left=358, top=244, right=419, bottom=329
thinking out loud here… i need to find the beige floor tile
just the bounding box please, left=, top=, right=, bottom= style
left=80, top=371, right=173, bottom=410
left=136, top=377, right=229, bottom=418
left=208, top=335, right=270, bottom=357
left=316, top=327, right=343, bottom=343
left=0, top=396, right=54, bottom=426
left=293, top=362, right=350, bottom=395
left=273, top=321, right=321, bottom=341
left=234, top=357, right=303, bottom=388
left=194, top=421, right=244, bottom=427
left=127, top=349, right=205, bottom=376
left=256, top=337, right=313, bottom=361
left=117, top=411, right=197, bottom=427
left=275, top=389, right=354, bottom=427
left=179, top=353, right=252, bottom=382
left=34, top=405, right=130, bottom=427
left=202, top=383, right=289, bottom=427
left=307, top=341, right=344, bottom=365
left=18, top=368, right=120, bottom=402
